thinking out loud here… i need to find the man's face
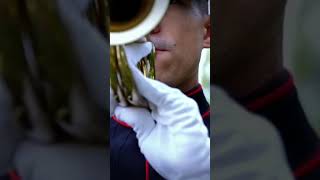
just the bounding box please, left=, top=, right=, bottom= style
left=147, top=1, right=210, bottom=91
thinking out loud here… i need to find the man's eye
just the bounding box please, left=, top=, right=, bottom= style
left=169, top=0, right=188, bottom=6
left=170, top=0, right=178, bottom=4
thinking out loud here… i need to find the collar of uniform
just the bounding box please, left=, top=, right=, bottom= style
left=184, top=83, right=203, bottom=97
left=184, top=84, right=210, bottom=119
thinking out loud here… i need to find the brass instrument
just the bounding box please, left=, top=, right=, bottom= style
left=109, top=0, right=169, bottom=107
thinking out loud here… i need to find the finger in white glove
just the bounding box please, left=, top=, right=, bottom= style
left=114, top=106, right=155, bottom=143
left=109, top=42, right=152, bottom=116
left=123, top=42, right=153, bottom=65
left=115, top=104, right=210, bottom=180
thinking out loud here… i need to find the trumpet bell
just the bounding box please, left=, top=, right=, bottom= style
left=109, top=0, right=170, bottom=45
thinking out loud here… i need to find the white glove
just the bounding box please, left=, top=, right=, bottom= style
left=113, top=42, right=210, bottom=180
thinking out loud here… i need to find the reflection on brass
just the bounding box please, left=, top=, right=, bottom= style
left=110, top=45, right=156, bottom=107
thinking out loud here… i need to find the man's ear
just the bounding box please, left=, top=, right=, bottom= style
left=202, top=15, right=210, bottom=48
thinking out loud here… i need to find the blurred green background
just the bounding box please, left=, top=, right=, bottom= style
left=199, top=48, right=210, bottom=103
left=284, top=0, right=320, bottom=134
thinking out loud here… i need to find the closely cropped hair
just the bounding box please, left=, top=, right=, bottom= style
left=171, top=0, right=208, bottom=15
left=192, top=0, right=209, bottom=15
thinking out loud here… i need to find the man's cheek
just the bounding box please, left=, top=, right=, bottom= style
left=155, top=60, right=168, bottom=75
left=155, top=52, right=172, bottom=68
left=155, top=59, right=166, bottom=77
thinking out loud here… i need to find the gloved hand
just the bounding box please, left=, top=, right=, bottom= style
left=109, top=42, right=152, bottom=117
left=112, top=42, right=210, bottom=180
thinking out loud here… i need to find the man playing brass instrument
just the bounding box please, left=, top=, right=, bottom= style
left=110, top=0, right=210, bottom=179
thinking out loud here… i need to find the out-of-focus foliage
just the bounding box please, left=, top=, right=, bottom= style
left=284, top=0, right=320, bottom=133
left=199, top=48, right=210, bottom=103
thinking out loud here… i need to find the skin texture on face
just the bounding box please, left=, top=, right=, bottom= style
left=213, top=0, right=287, bottom=97
left=147, top=2, right=210, bottom=92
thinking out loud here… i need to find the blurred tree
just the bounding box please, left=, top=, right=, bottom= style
left=199, top=49, right=210, bottom=103
left=284, top=0, right=320, bottom=133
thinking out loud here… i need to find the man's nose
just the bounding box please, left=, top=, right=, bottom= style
left=150, top=24, right=161, bottom=34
